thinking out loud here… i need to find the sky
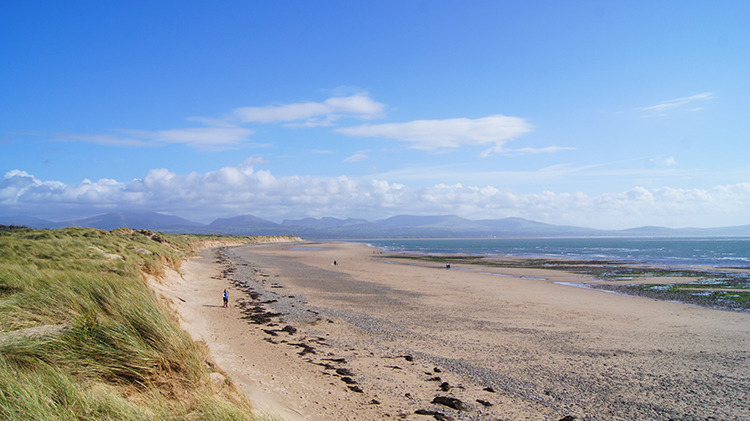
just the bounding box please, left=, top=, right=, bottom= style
left=1, top=1, right=749, bottom=230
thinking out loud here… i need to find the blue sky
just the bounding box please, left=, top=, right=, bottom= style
left=2, top=1, right=749, bottom=229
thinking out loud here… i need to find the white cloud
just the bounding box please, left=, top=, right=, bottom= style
left=335, top=115, right=533, bottom=157
left=640, top=92, right=714, bottom=115
left=3, top=166, right=750, bottom=229
left=55, top=94, right=385, bottom=149
left=343, top=152, right=369, bottom=162
left=232, top=95, right=385, bottom=126
left=62, top=127, right=256, bottom=150
left=129, top=127, right=256, bottom=149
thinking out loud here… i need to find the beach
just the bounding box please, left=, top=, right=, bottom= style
left=159, top=241, right=750, bottom=420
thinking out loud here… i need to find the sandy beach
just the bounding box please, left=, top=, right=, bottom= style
left=157, top=241, right=750, bottom=421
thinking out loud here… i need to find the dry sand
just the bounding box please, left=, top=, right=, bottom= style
left=158, top=241, right=750, bottom=421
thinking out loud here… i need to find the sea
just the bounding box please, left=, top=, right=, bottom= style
left=357, top=237, right=750, bottom=269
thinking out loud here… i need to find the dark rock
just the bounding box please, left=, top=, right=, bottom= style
left=434, top=367, right=442, bottom=373
left=289, top=343, right=316, bottom=356
left=431, top=396, right=465, bottom=411
left=348, top=385, right=363, bottom=393
left=262, top=329, right=278, bottom=336
left=402, top=355, right=414, bottom=362
left=324, top=357, right=347, bottom=363
left=426, top=376, right=441, bottom=382
left=559, top=417, right=577, bottom=421
left=340, top=377, right=357, bottom=384
left=316, top=362, right=335, bottom=370
left=370, top=399, right=380, bottom=405
left=415, top=409, right=453, bottom=421
left=439, top=382, right=451, bottom=391
left=335, top=368, right=354, bottom=376
left=483, top=386, right=495, bottom=393
left=476, top=399, right=493, bottom=407
left=280, top=325, right=297, bottom=334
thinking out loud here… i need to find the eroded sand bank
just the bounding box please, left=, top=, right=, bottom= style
left=161, top=241, right=750, bottom=421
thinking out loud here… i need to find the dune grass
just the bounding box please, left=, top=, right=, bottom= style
left=0, top=227, right=291, bottom=420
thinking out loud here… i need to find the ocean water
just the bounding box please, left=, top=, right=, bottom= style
left=358, top=237, right=750, bottom=269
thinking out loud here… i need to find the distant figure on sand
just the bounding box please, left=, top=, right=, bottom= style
left=333, top=260, right=338, bottom=266
left=223, top=289, right=228, bottom=308
left=446, top=263, right=450, bottom=269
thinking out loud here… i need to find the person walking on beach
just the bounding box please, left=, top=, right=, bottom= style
left=223, top=289, right=228, bottom=308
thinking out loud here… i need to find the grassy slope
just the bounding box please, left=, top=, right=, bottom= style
left=0, top=227, right=294, bottom=421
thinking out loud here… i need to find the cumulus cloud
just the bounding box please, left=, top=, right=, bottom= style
left=232, top=94, right=385, bottom=126
left=335, top=115, right=533, bottom=157
left=3, top=166, right=750, bottom=229
left=640, top=92, right=714, bottom=116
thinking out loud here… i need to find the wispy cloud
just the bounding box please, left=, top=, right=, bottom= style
left=343, top=151, right=370, bottom=162
left=335, top=115, right=534, bottom=157
left=640, top=92, right=714, bottom=116
left=43, top=95, right=560, bottom=156
left=232, top=95, right=386, bottom=126
left=61, top=127, right=257, bottom=150
left=55, top=94, right=386, bottom=150
left=501, top=146, right=576, bottom=154
left=362, top=156, right=690, bottom=187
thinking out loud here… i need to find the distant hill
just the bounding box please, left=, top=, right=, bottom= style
left=3, top=212, right=750, bottom=238
left=374, top=215, right=470, bottom=227
left=282, top=217, right=368, bottom=227
left=61, top=212, right=206, bottom=231
left=0, top=215, right=56, bottom=229
left=618, top=225, right=750, bottom=237
left=205, top=214, right=283, bottom=235
left=209, top=214, right=280, bottom=228
left=192, top=214, right=750, bottom=238
left=474, top=217, right=602, bottom=236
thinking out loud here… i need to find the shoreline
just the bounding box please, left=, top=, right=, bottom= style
left=163, top=241, right=750, bottom=420
left=356, top=237, right=750, bottom=271
left=377, top=251, right=750, bottom=314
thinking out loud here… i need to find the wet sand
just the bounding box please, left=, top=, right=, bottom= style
left=161, top=241, right=750, bottom=421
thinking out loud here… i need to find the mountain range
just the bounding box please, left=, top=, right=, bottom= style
left=2, top=212, right=750, bottom=238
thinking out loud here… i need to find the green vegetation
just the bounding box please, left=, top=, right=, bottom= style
left=639, top=283, right=750, bottom=301
left=0, top=227, right=292, bottom=420
left=607, top=284, right=750, bottom=311
left=0, top=225, right=26, bottom=233
left=385, top=253, right=750, bottom=312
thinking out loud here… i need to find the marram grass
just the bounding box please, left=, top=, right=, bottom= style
left=0, top=227, right=293, bottom=420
